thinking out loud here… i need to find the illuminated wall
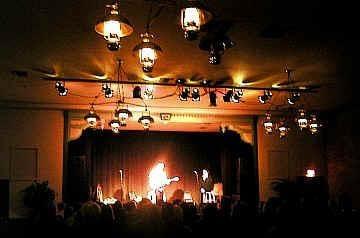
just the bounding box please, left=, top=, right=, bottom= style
left=0, top=109, right=63, bottom=218
left=257, top=116, right=326, bottom=202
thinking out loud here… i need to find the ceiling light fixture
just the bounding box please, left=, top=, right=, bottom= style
left=179, top=87, right=190, bottom=101
left=277, top=119, right=290, bottom=138
left=102, top=83, right=113, bottom=98
left=224, top=89, right=243, bottom=103
left=296, top=109, right=308, bottom=130
left=258, top=90, right=272, bottom=104
left=287, top=92, right=301, bottom=105
left=109, top=117, right=121, bottom=133
left=84, top=105, right=100, bottom=128
left=133, top=86, right=142, bottom=99
left=209, top=91, right=217, bottom=106
left=55, top=81, right=68, bottom=96
left=143, top=84, right=155, bottom=100
left=133, top=32, right=162, bottom=73
left=191, top=88, right=201, bottom=101
left=95, top=1, right=133, bottom=51
left=309, top=114, right=321, bottom=134
left=263, top=112, right=274, bottom=134
left=115, top=107, right=133, bottom=126
left=138, top=108, right=154, bottom=130
left=180, top=0, right=213, bottom=40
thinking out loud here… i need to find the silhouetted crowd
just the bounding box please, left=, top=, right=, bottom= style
left=1, top=194, right=359, bottom=238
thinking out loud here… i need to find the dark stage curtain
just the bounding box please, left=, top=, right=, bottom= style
left=66, top=129, right=256, bottom=207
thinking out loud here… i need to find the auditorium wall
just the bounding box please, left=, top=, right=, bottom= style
left=257, top=116, right=327, bottom=202
left=0, top=108, right=64, bottom=218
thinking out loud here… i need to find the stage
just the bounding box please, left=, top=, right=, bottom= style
left=65, top=129, right=256, bottom=206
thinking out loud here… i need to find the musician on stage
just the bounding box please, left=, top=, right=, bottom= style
left=148, top=162, right=179, bottom=204
left=200, top=169, right=215, bottom=203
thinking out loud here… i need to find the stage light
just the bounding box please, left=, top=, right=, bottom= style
left=224, top=89, right=243, bottom=103
left=143, top=85, right=154, bottom=100
left=191, top=88, right=200, bottom=101
left=115, top=108, right=133, bottom=126
left=209, top=45, right=221, bottom=65
left=133, top=86, right=142, bottom=99
left=109, top=118, right=121, bottom=133
left=287, top=92, right=300, bottom=105
left=95, top=1, right=133, bottom=51
left=177, top=78, right=186, bottom=85
left=84, top=105, right=100, bottom=128
left=277, top=120, right=289, bottom=138
left=306, top=169, right=316, bottom=178
left=209, top=91, right=217, bottom=106
left=55, top=81, right=68, bottom=96
left=138, top=109, right=154, bottom=130
left=263, top=112, right=274, bottom=134
left=133, top=32, right=162, bottom=73
left=179, top=87, right=190, bottom=101
left=180, top=0, right=213, bottom=41
left=102, top=83, right=113, bottom=98
left=231, top=89, right=243, bottom=103
left=258, top=90, right=272, bottom=104
left=296, top=109, right=308, bottom=130
left=309, top=114, right=321, bottom=134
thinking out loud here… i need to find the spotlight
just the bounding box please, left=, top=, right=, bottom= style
left=107, top=42, right=120, bottom=51
left=306, top=169, right=316, bottom=178
left=179, top=87, right=190, bottom=101
left=224, top=89, right=243, bottom=103
left=102, top=83, right=113, bottom=98
left=296, top=109, right=308, bottom=130
left=287, top=92, right=301, bottom=105
left=84, top=105, right=100, bottom=129
left=223, top=90, right=232, bottom=102
left=133, top=86, right=142, bottom=99
left=263, top=112, right=274, bottom=134
left=176, top=78, right=186, bottom=85
left=209, top=91, right=217, bottom=106
left=309, top=114, right=321, bottom=134
left=231, top=89, right=243, bottom=103
left=258, top=90, right=272, bottom=104
left=109, top=118, right=121, bottom=133
left=55, top=81, right=68, bottom=96
left=143, top=85, right=154, bottom=100
left=191, top=88, right=200, bottom=101
left=209, top=45, right=221, bottom=65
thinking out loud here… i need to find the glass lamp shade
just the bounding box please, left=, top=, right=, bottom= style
left=278, top=120, right=290, bottom=138
left=133, top=33, right=162, bottom=73
left=297, top=109, right=308, bottom=130
left=109, top=119, right=121, bottom=133
left=116, top=108, right=133, bottom=120
left=263, top=113, right=274, bottom=134
left=309, top=114, right=321, bottom=134
left=138, top=115, right=154, bottom=130
left=95, top=3, right=133, bottom=50
left=180, top=1, right=213, bottom=40
left=84, top=111, right=100, bottom=128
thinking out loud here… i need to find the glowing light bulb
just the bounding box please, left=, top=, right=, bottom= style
left=104, top=20, right=122, bottom=43
left=182, top=8, right=201, bottom=31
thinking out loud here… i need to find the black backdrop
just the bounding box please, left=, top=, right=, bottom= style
left=66, top=129, right=256, bottom=207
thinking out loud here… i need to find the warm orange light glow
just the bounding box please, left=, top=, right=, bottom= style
left=306, top=169, right=316, bottom=178
left=181, top=8, right=201, bottom=31
left=104, top=20, right=122, bottom=43
left=149, top=163, right=168, bottom=191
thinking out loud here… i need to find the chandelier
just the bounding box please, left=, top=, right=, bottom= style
left=95, top=1, right=133, bottom=51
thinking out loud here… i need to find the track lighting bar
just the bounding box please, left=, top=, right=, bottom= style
left=42, top=76, right=319, bottom=93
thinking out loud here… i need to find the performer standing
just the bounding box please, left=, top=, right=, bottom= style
left=200, top=169, right=215, bottom=203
